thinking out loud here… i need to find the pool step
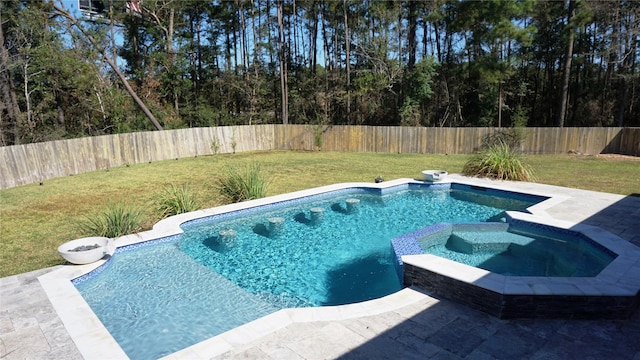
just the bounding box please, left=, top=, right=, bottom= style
left=448, top=231, right=536, bottom=254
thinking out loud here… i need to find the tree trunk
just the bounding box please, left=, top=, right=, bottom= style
left=189, top=9, right=200, bottom=106
left=615, top=9, right=637, bottom=127
left=498, top=81, right=502, bottom=127
left=168, top=7, right=178, bottom=113
left=434, top=18, right=442, bottom=63
left=557, top=0, right=575, bottom=128
left=238, top=0, right=249, bottom=70
left=57, top=105, right=65, bottom=130
left=251, top=0, right=260, bottom=75
left=277, top=0, right=288, bottom=124
left=225, top=27, right=232, bottom=73
left=145, top=2, right=178, bottom=112
left=548, top=63, right=557, bottom=126
left=407, top=0, right=418, bottom=70
left=292, top=0, right=299, bottom=64
left=397, top=3, right=402, bottom=69
left=321, top=10, right=331, bottom=71
left=23, top=60, right=32, bottom=129
left=104, top=53, right=164, bottom=130
left=109, top=3, right=117, bottom=61
left=310, top=1, right=318, bottom=73
left=343, top=0, right=351, bottom=124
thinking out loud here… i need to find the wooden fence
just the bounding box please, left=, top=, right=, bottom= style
left=1, top=126, right=637, bottom=189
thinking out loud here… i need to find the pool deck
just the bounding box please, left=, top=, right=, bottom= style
left=2, top=175, right=640, bottom=359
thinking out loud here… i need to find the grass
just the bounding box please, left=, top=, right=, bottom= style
left=0, top=150, right=638, bottom=277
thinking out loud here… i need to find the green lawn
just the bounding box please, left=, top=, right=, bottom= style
left=1, top=151, right=638, bottom=277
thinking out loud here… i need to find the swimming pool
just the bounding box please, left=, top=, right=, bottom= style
left=73, top=181, right=543, bottom=360
left=38, top=177, right=640, bottom=359
left=418, top=222, right=616, bottom=277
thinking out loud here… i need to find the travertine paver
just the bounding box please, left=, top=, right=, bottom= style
left=2, top=177, right=640, bottom=359
left=3, top=262, right=640, bottom=360
left=222, top=292, right=640, bottom=359
left=0, top=267, right=83, bottom=360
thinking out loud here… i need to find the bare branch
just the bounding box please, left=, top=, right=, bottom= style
left=52, top=0, right=163, bottom=131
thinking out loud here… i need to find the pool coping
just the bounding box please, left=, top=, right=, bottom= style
left=399, top=212, right=640, bottom=319
left=402, top=212, right=640, bottom=298
left=37, top=176, right=638, bottom=359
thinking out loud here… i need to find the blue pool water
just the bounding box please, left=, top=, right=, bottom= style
left=74, top=183, right=541, bottom=360
left=419, top=224, right=616, bottom=277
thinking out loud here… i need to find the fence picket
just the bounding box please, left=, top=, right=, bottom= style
left=0, top=126, right=636, bottom=189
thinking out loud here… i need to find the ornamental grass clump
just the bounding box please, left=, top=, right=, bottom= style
left=217, top=162, right=270, bottom=203
left=462, top=141, right=534, bottom=181
left=77, top=202, right=143, bottom=238
left=154, top=183, right=200, bottom=219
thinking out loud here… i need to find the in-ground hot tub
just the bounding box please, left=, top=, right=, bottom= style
left=392, top=212, right=640, bottom=319
left=417, top=221, right=615, bottom=278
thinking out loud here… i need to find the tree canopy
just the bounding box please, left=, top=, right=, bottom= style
left=1, top=0, right=638, bottom=145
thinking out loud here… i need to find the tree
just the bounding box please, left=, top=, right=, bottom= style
left=2, top=0, right=640, bottom=145
left=142, top=0, right=181, bottom=113
left=0, top=10, right=22, bottom=145
left=557, top=0, right=576, bottom=127
left=449, top=0, right=535, bottom=127
left=53, top=0, right=163, bottom=131
left=401, top=57, right=438, bottom=126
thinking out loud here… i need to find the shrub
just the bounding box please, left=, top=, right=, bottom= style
left=312, top=123, right=324, bottom=150
left=154, top=184, right=199, bottom=219
left=77, top=202, right=143, bottom=238
left=217, top=162, right=270, bottom=203
left=462, top=141, right=534, bottom=181
left=230, top=132, right=237, bottom=154
left=210, top=136, right=221, bottom=154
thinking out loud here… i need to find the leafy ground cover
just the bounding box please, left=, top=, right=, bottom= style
left=0, top=151, right=638, bottom=277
